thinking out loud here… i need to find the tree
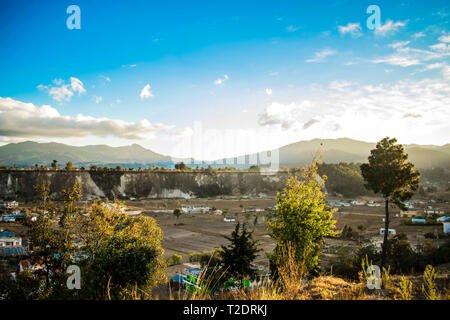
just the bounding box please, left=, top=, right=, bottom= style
left=60, top=179, right=82, bottom=227
left=267, top=161, right=337, bottom=275
left=360, top=137, right=420, bottom=268
left=219, top=222, right=261, bottom=284
left=175, top=162, right=187, bottom=170
left=51, top=160, right=58, bottom=170
left=65, top=161, right=74, bottom=170
left=173, top=208, right=182, bottom=224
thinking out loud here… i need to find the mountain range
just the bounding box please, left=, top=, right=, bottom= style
left=0, top=138, right=449, bottom=169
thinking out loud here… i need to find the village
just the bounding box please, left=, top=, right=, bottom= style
left=1, top=194, right=449, bottom=294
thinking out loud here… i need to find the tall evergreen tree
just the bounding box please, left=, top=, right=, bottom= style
left=219, top=222, right=260, bottom=283
left=360, top=137, right=420, bottom=268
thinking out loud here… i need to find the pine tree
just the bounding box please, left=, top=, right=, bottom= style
left=360, top=137, right=420, bottom=268
left=219, top=222, right=260, bottom=284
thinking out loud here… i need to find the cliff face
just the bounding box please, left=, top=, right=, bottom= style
left=0, top=170, right=297, bottom=200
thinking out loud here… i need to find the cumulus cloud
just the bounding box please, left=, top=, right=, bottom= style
left=139, top=84, right=154, bottom=100
left=374, top=20, right=407, bottom=36
left=70, top=77, right=86, bottom=94
left=38, top=77, right=86, bottom=103
left=413, top=32, right=426, bottom=39
left=214, top=74, right=229, bottom=86
left=0, top=97, right=172, bottom=140
left=306, top=49, right=337, bottom=63
left=338, top=23, right=362, bottom=37
left=438, top=34, right=450, bottom=43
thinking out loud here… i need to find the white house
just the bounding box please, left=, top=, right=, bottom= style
left=444, top=222, right=450, bottom=234
left=379, top=228, right=396, bottom=236
left=0, top=236, right=22, bottom=247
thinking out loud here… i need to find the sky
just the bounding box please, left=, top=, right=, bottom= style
left=0, top=0, right=449, bottom=160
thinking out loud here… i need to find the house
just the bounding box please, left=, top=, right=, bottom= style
left=0, top=236, right=24, bottom=256
left=379, top=228, right=396, bottom=235
left=400, top=210, right=419, bottom=218
left=367, top=201, right=381, bottom=207
left=0, top=236, right=22, bottom=247
left=437, top=216, right=450, bottom=222
left=444, top=222, right=450, bottom=234
left=0, top=201, right=19, bottom=209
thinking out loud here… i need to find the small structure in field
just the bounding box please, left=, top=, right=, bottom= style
left=379, top=228, right=396, bottom=235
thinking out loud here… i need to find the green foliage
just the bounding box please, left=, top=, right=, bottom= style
left=268, top=161, right=337, bottom=274
left=65, top=161, right=74, bottom=170
left=317, top=162, right=372, bottom=197
left=173, top=208, right=182, bottom=221
left=60, top=179, right=82, bottom=227
left=340, top=225, right=359, bottom=240
left=385, top=233, right=416, bottom=273
left=167, top=253, right=183, bottom=266
left=82, top=233, right=161, bottom=299
left=175, top=162, right=187, bottom=170
left=360, top=137, right=420, bottom=207
left=219, top=222, right=261, bottom=282
left=422, top=265, right=439, bottom=300
left=360, top=137, right=420, bottom=267
left=395, top=276, right=413, bottom=300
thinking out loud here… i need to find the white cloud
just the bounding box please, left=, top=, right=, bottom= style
left=338, top=23, right=362, bottom=37
left=389, top=41, right=410, bottom=49
left=48, top=85, right=74, bottom=102
left=70, top=77, right=86, bottom=95
left=429, top=43, right=450, bottom=51
left=265, top=88, right=273, bottom=96
left=0, top=97, right=172, bottom=140
left=38, top=77, right=86, bottom=103
left=424, top=62, right=444, bottom=70
left=374, top=20, right=407, bottom=36
left=214, top=74, right=229, bottom=86
left=257, top=76, right=450, bottom=144
left=413, top=32, right=426, bottom=39
left=371, top=55, right=421, bottom=67
left=306, top=49, right=337, bottom=63
left=369, top=40, right=450, bottom=67
left=94, top=96, right=103, bottom=104
left=438, top=34, right=450, bottom=43
left=329, top=80, right=355, bottom=92
left=139, top=84, right=154, bottom=100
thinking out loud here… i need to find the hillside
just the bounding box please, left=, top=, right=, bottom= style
left=0, top=141, right=170, bottom=166
left=0, top=138, right=449, bottom=169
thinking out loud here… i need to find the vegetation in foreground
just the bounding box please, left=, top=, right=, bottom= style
left=0, top=137, right=449, bottom=300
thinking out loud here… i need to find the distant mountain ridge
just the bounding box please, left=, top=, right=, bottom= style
left=276, top=138, right=450, bottom=169
left=0, top=141, right=170, bottom=166
left=0, top=138, right=449, bottom=169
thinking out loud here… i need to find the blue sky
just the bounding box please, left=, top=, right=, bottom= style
left=0, top=0, right=449, bottom=159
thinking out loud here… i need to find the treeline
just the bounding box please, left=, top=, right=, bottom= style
left=317, top=162, right=374, bottom=198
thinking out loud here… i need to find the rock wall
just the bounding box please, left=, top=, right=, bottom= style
left=0, top=170, right=298, bottom=200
